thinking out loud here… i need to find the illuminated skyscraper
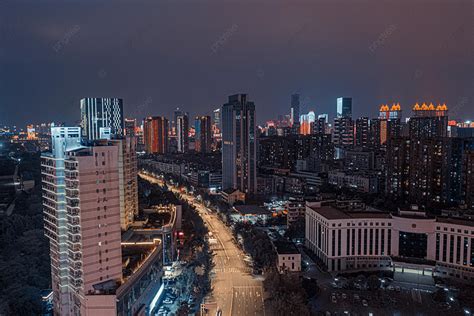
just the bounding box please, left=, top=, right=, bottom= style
left=370, top=103, right=402, bottom=147
left=124, top=118, right=137, bottom=137
left=355, top=117, right=369, bottom=147
left=336, top=97, right=352, bottom=118
left=213, top=108, right=221, bottom=131
left=333, top=97, right=354, bottom=157
left=195, top=115, right=212, bottom=153
left=222, top=94, right=257, bottom=193
left=80, top=98, right=124, bottom=140
left=176, top=114, right=189, bottom=153
left=290, top=94, right=300, bottom=127
left=144, top=116, right=168, bottom=154
left=299, top=111, right=315, bottom=135
left=409, top=103, right=448, bottom=139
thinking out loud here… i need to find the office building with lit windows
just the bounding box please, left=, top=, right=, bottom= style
left=222, top=94, right=257, bottom=193
left=290, top=93, right=300, bottom=127
left=124, top=118, right=137, bottom=137
left=176, top=114, right=189, bottom=153
left=144, top=116, right=168, bottom=154
left=409, top=103, right=448, bottom=139
left=80, top=98, right=124, bottom=140
left=195, top=115, right=212, bottom=153
left=305, top=202, right=474, bottom=281
left=336, top=97, right=352, bottom=118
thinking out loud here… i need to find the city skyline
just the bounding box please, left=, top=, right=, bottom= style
left=1, top=1, right=473, bottom=126
left=1, top=2, right=474, bottom=315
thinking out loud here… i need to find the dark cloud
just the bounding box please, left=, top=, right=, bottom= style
left=0, top=0, right=473, bottom=126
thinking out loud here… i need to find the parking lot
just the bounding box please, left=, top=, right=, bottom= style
left=312, top=276, right=465, bottom=316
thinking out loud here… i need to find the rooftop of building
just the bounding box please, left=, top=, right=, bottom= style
left=274, top=241, right=300, bottom=255
left=121, top=243, right=158, bottom=280
left=308, top=204, right=391, bottom=220
left=233, top=204, right=271, bottom=216
left=436, top=217, right=474, bottom=228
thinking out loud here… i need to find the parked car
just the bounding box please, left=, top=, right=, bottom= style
left=362, top=299, right=368, bottom=307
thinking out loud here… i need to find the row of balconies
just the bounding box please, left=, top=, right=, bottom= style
left=65, top=180, right=79, bottom=190
left=41, top=175, right=56, bottom=185
left=43, top=214, right=58, bottom=227
left=68, top=251, right=82, bottom=261
left=68, top=235, right=81, bottom=243
left=69, top=269, right=83, bottom=279
left=68, top=226, right=80, bottom=234
left=70, top=278, right=83, bottom=288
left=69, top=243, right=81, bottom=253
left=66, top=190, right=79, bottom=198
left=66, top=199, right=79, bottom=208
left=67, top=207, right=80, bottom=216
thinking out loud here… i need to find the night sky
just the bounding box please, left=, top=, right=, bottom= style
left=1, top=0, right=472, bottom=126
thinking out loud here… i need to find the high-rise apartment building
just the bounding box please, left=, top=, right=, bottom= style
left=64, top=143, right=123, bottom=315
left=144, top=116, right=168, bottom=154
left=312, top=116, right=328, bottom=135
left=300, top=111, right=316, bottom=135
left=222, top=94, right=257, bottom=193
left=195, top=115, right=212, bottom=153
left=124, top=118, right=137, bottom=137
left=42, top=127, right=82, bottom=315
left=110, top=137, right=139, bottom=230
left=332, top=117, right=354, bottom=146
left=213, top=108, right=221, bottom=131
left=290, top=94, right=300, bottom=127
left=386, top=135, right=474, bottom=208
left=370, top=103, right=402, bottom=147
left=355, top=117, right=369, bottom=147
left=176, top=114, right=189, bottom=153
left=80, top=98, right=124, bottom=140
left=173, top=108, right=187, bottom=135
left=43, top=128, right=166, bottom=316
left=409, top=103, right=448, bottom=139
left=337, top=97, right=352, bottom=118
